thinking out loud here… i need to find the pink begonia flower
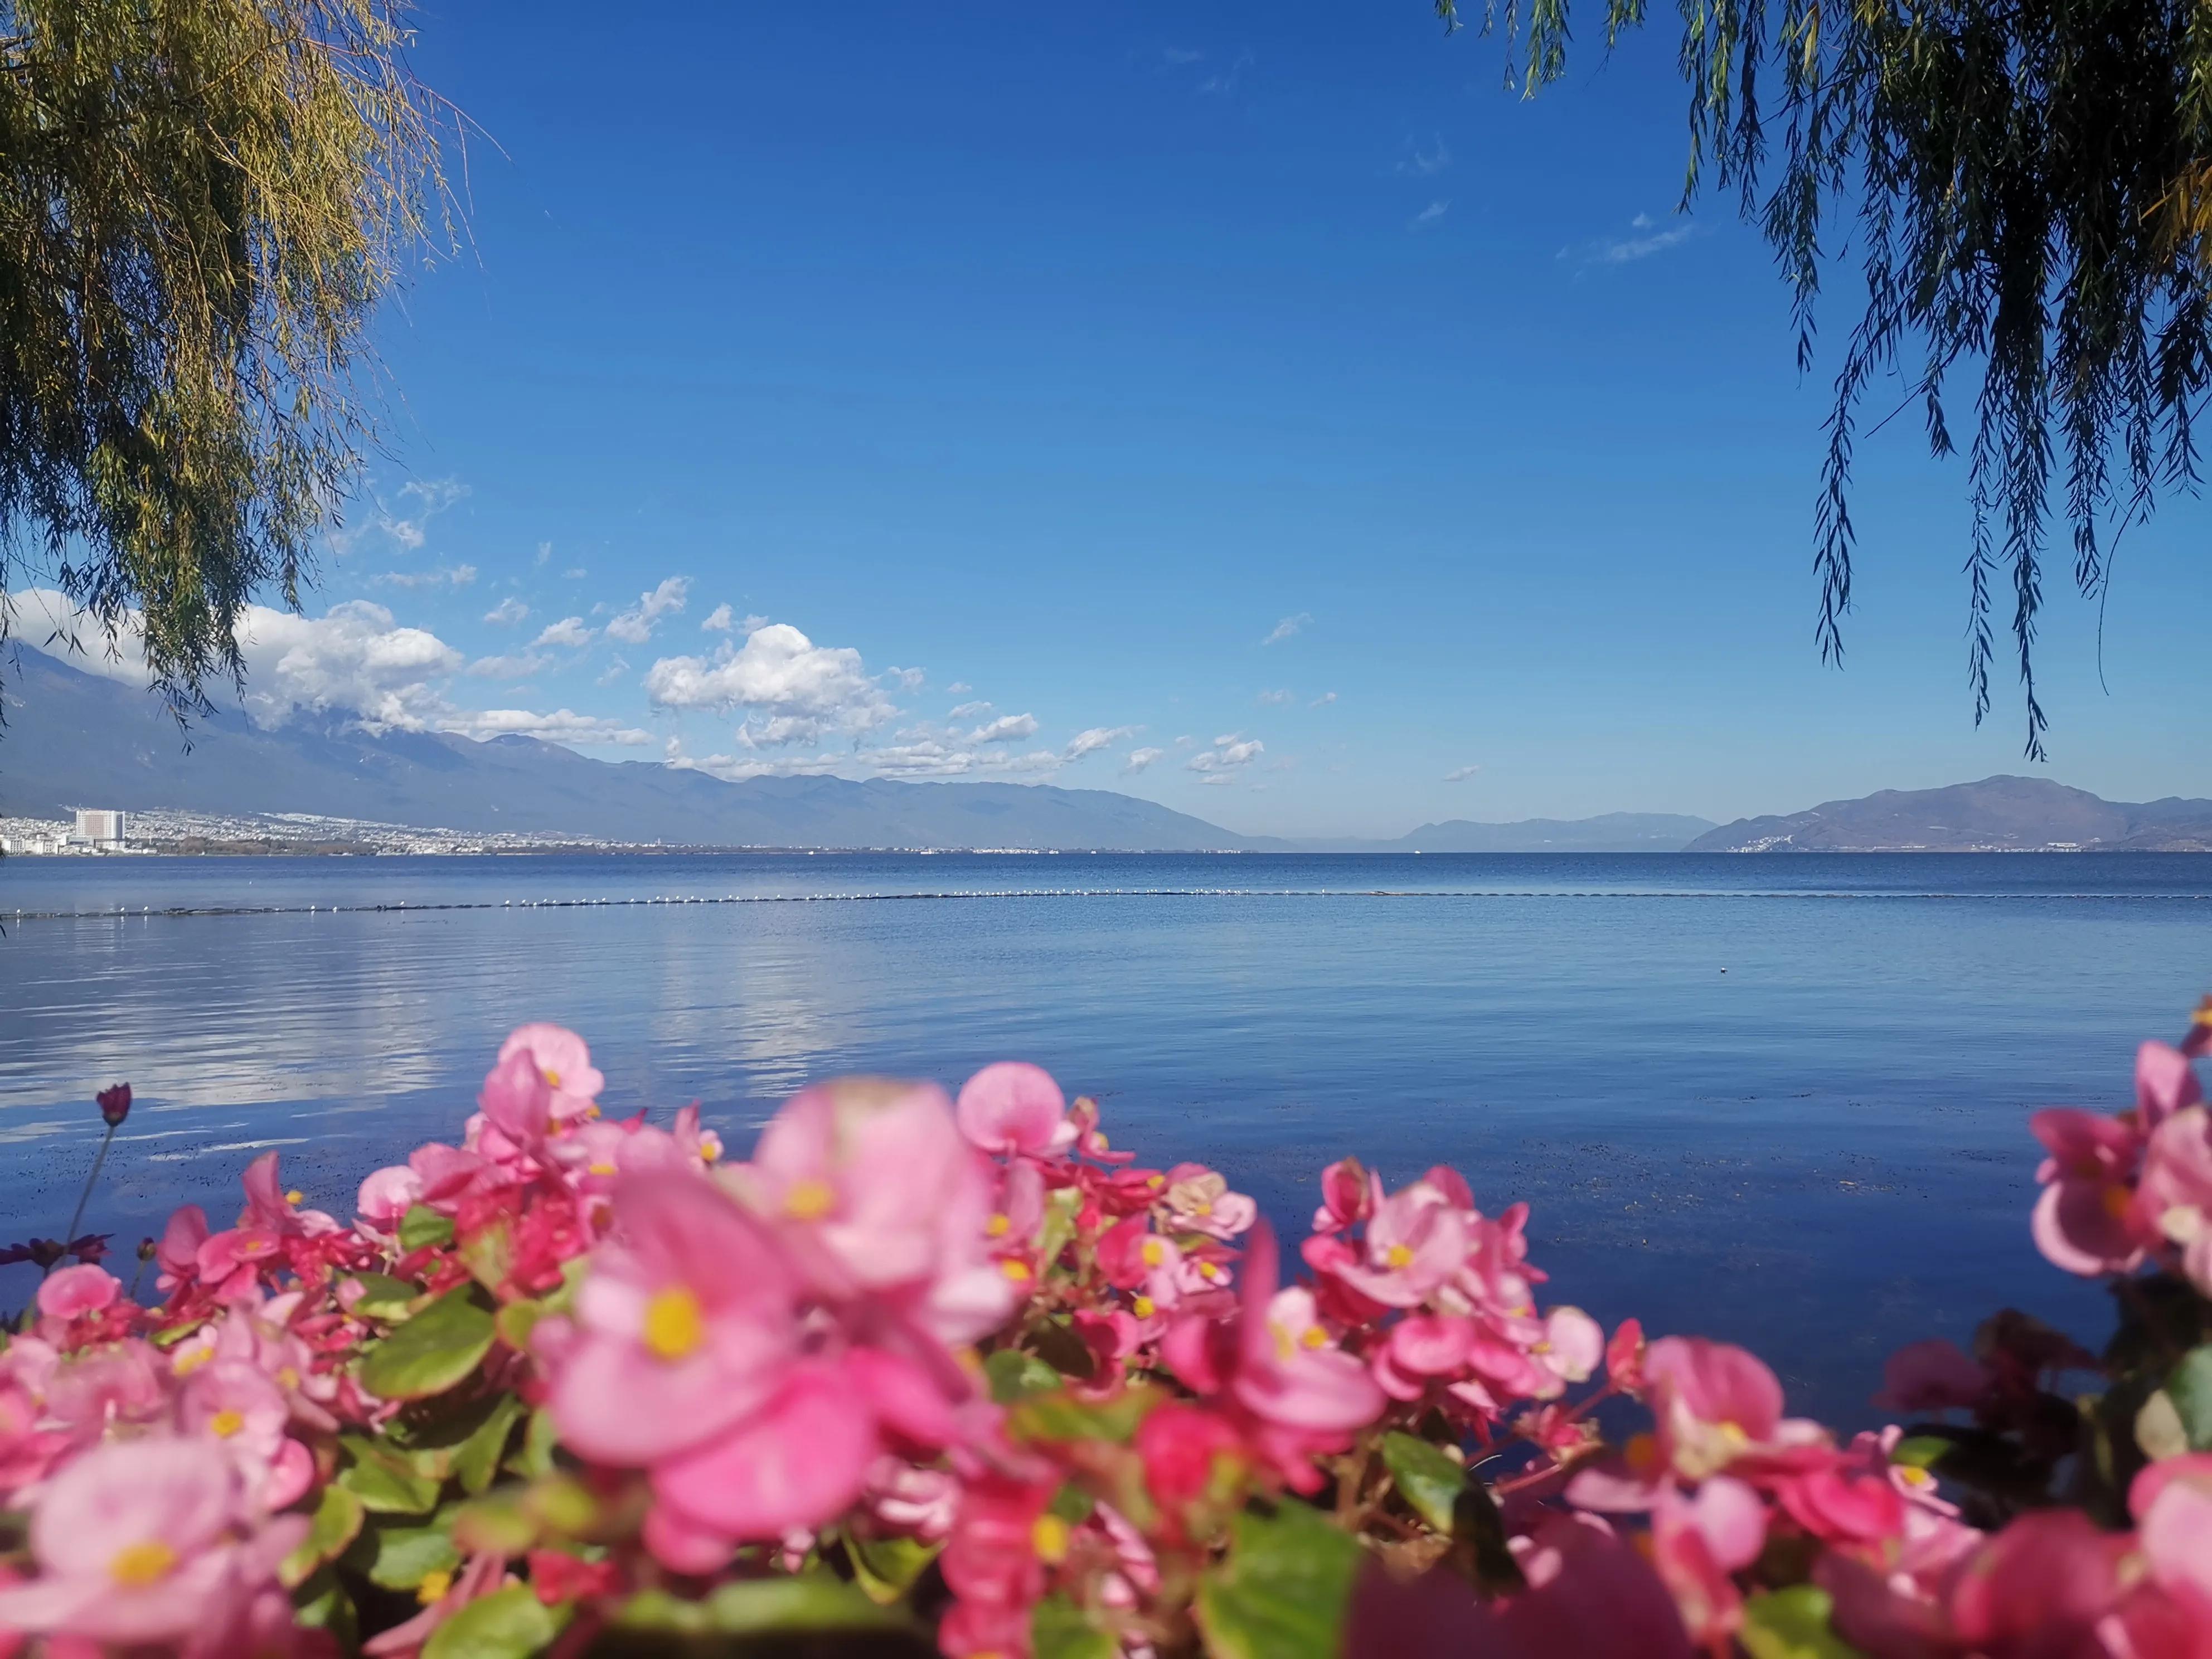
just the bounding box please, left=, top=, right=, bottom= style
left=2137, top=1039, right=2204, bottom=1132
left=955, top=1061, right=1075, bottom=1158
left=2029, top=1106, right=2150, bottom=1275
left=1770, top=1446, right=1907, bottom=1546
left=469, top=1047, right=559, bottom=1172
left=177, top=1359, right=314, bottom=1510
left=1816, top=1504, right=1984, bottom=1656
left=862, top=1458, right=960, bottom=1542
left=0, top=1436, right=304, bottom=1648
left=1644, top=1335, right=1820, bottom=1482
left=1459, top=1203, right=1545, bottom=1315
left=544, top=1168, right=798, bottom=1468
left=738, top=1076, right=1014, bottom=1343
left=1649, top=1476, right=1765, bottom=1646
left=156, top=1204, right=210, bottom=1294
left=356, top=1165, right=424, bottom=1229
left=649, top=1360, right=889, bottom=1548
left=2141, top=1105, right=2212, bottom=1296
left=1605, top=1317, right=1647, bottom=1391
left=1320, top=1177, right=1471, bottom=1308
left=1947, top=1508, right=2135, bottom=1654
left=1066, top=1093, right=1133, bottom=1164
left=1346, top=1513, right=1696, bottom=1659
left=1874, top=1337, right=1990, bottom=1414
left=36, top=1264, right=120, bottom=1323
left=2132, top=1454, right=2212, bottom=1612
left=1163, top=1223, right=1385, bottom=1438
left=1312, top=1157, right=1378, bottom=1235
left=498, top=1021, right=605, bottom=1122
left=1372, top=1313, right=1476, bottom=1401
left=1097, top=1215, right=1182, bottom=1291
left=1161, top=1163, right=1257, bottom=1240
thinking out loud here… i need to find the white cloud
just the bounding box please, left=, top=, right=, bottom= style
left=534, top=542, right=552, bottom=568
left=467, top=652, right=550, bottom=681
left=948, top=700, right=993, bottom=720
left=966, top=712, right=1038, bottom=744
left=336, top=477, right=469, bottom=556
left=1122, top=746, right=1165, bottom=775
left=372, top=563, right=476, bottom=590
left=1398, top=133, right=1450, bottom=176
left=1579, top=216, right=1697, bottom=265
left=887, top=666, right=926, bottom=691
left=1311, top=690, right=1338, bottom=707
left=604, top=576, right=690, bottom=644
left=450, top=708, right=652, bottom=748
left=644, top=620, right=898, bottom=749
left=1064, top=725, right=1136, bottom=761
left=1262, top=613, right=1311, bottom=647
left=1187, top=735, right=1264, bottom=783
left=562, top=567, right=587, bottom=580
left=1444, top=764, right=1482, bottom=782
left=701, top=603, right=735, bottom=632
left=1257, top=688, right=1293, bottom=706
left=532, top=617, right=595, bottom=649
left=483, top=597, right=530, bottom=627
left=232, top=600, right=465, bottom=731
left=946, top=681, right=972, bottom=695
left=596, top=657, right=628, bottom=687
left=1410, top=200, right=1449, bottom=230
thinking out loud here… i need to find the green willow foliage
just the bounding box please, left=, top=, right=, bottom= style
left=0, top=0, right=452, bottom=716
left=1442, top=0, right=2212, bottom=755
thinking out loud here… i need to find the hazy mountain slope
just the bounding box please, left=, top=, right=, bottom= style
left=0, top=647, right=1253, bottom=850
left=1687, top=776, right=2212, bottom=852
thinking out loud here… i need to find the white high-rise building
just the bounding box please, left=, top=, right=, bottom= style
left=71, top=808, right=127, bottom=849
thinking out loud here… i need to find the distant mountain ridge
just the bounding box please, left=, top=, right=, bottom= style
left=1688, top=777, right=2212, bottom=853
left=0, top=646, right=1714, bottom=852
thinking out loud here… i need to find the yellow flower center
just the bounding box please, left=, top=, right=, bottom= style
left=1899, top=1465, right=1934, bottom=1487
left=2102, top=1185, right=2134, bottom=1220
left=275, top=1367, right=300, bottom=1391
left=1299, top=1326, right=1327, bottom=1350
left=986, top=1214, right=1011, bottom=1238
left=642, top=1286, right=706, bottom=1362
left=1031, top=1514, right=1071, bottom=1564
left=1624, top=1432, right=1661, bottom=1477
left=1093, top=1133, right=1109, bottom=1151
left=209, top=1409, right=246, bottom=1439
left=284, top=1190, right=304, bottom=1206
left=1199, top=1262, right=1221, bottom=1281
left=1385, top=1244, right=1414, bottom=1270
left=1000, top=1259, right=1033, bottom=1283
left=1132, top=1294, right=1156, bottom=1318
left=696, top=1132, right=718, bottom=1160
left=417, top=1568, right=454, bottom=1604
left=110, top=1541, right=178, bottom=1588
left=783, top=1179, right=836, bottom=1221
left=1139, top=1239, right=1165, bottom=1268
left=1716, top=1420, right=1751, bottom=1451
left=1271, top=1322, right=1296, bottom=1361
left=1193, top=1200, right=1212, bottom=1216
left=173, top=1346, right=212, bottom=1377
left=542, top=1068, right=562, bottom=1089
left=588, top=1162, right=617, bottom=1176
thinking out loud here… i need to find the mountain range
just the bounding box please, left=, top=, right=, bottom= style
left=3, top=645, right=2206, bottom=852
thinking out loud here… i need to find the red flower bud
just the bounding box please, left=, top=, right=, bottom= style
left=96, top=1083, right=131, bottom=1127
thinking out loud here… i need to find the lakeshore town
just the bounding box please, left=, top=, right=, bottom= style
left=0, top=808, right=642, bottom=857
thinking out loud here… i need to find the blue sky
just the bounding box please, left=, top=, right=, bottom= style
left=128, top=1, right=2212, bottom=836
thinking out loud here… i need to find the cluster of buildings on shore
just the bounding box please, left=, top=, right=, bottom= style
left=1, top=806, right=649, bottom=857
left=1, top=808, right=133, bottom=856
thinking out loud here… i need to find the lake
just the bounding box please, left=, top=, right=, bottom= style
left=4, top=850, right=2207, bottom=1426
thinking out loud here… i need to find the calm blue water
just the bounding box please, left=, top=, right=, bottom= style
left=4, top=852, right=2208, bottom=1426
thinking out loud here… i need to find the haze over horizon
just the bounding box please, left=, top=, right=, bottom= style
left=7, top=0, right=2208, bottom=839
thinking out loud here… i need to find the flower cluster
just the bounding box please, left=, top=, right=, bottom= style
left=0, top=1003, right=2206, bottom=1658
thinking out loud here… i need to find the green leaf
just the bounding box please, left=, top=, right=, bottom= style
left=337, top=1435, right=443, bottom=1515
left=505, top=1408, right=559, bottom=1481
left=847, top=1531, right=940, bottom=1605
left=358, top=1287, right=497, bottom=1403
left=986, top=1346, right=1064, bottom=1404
left=457, top=1217, right=513, bottom=1294
left=1194, top=1501, right=1360, bottom=1659
left=453, top=1394, right=526, bottom=1495
left=399, top=1205, right=456, bottom=1252
left=1010, top=1382, right=1159, bottom=1445
left=453, top=1494, right=540, bottom=1558
left=281, top=1485, right=365, bottom=1587
left=423, top=1583, right=569, bottom=1659
left=1888, top=1435, right=1953, bottom=1470
left=1380, top=1431, right=1467, bottom=1533
left=493, top=1299, right=543, bottom=1354
left=1033, top=1593, right=1118, bottom=1659
left=1037, top=1185, right=1082, bottom=1273
left=1740, top=1586, right=1866, bottom=1659
left=618, top=1575, right=910, bottom=1634
left=2167, top=1345, right=2212, bottom=1451
left=290, top=1568, right=358, bottom=1646
left=349, top=1511, right=463, bottom=1592
left=351, top=1273, right=421, bottom=1321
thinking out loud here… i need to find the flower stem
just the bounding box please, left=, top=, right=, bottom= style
left=52, top=1120, right=118, bottom=1278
